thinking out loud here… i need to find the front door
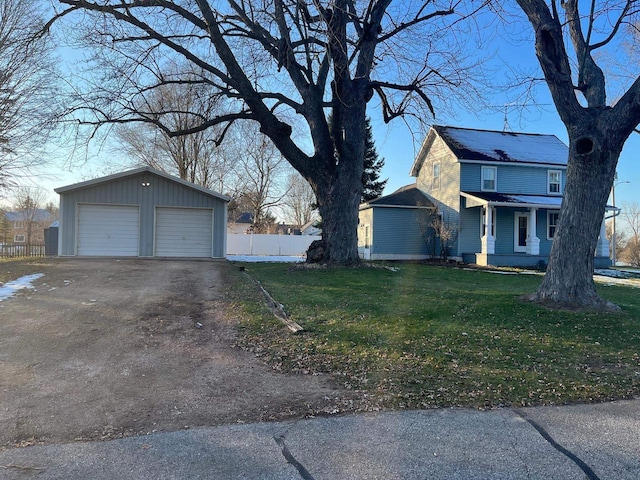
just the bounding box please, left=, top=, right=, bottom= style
left=514, top=213, right=528, bottom=253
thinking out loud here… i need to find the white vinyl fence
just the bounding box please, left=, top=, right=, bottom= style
left=227, top=234, right=321, bottom=256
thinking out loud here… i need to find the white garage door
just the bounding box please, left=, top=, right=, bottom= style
left=77, top=204, right=140, bottom=256
left=155, top=207, right=213, bottom=257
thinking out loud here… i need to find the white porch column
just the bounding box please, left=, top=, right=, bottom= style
left=481, top=205, right=495, bottom=254
left=526, top=208, right=540, bottom=255
left=596, top=217, right=610, bottom=257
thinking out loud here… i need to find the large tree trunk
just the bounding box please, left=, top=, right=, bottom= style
left=309, top=111, right=366, bottom=264
left=530, top=127, right=620, bottom=309
left=314, top=162, right=363, bottom=264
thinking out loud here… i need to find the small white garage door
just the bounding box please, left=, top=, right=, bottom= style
left=155, top=207, right=213, bottom=257
left=77, top=204, right=140, bottom=256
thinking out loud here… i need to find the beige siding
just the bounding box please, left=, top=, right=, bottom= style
left=358, top=208, right=373, bottom=247
left=415, top=135, right=460, bottom=207
left=413, top=134, right=461, bottom=256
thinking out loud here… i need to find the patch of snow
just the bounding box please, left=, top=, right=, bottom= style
left=227, top=255, right=305, bottom=263
left=0, top=273, right=44, bottom=302
left=594, top=269, right=640, bottom=279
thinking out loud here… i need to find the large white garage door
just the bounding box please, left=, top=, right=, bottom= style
left=155, top=207, right=213, bottom=257
left=77, top=204, right=140, bottom=256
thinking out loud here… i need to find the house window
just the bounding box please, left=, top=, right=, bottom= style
left=547, top=211, right=559, bottom=239
left=548, top=170, right=562, bottom=194
left=432, top=163, right=441, bottom=189
left=481, top=166, right=497, bottom=192
left=14, top=234, right=26, bottom=243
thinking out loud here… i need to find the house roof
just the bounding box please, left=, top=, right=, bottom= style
left=410, top=125, right=569, bottom=176
left=5, top=209, right=53, bottom=223
left=300, top=219, right=320, bottom=232
left=54, top=166, right=230, bottom=202
left=361, top=184, right=435, bottom=209
left=462, top=191, right=564, bottom=209
left=233, top=212, right=254, bottom=224
left=462, top=191, right=619, bottom=211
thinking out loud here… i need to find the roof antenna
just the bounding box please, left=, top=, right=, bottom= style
left=503, top=105, right=512, bottom=132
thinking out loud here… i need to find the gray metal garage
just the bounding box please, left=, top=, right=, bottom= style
left=55, top=167, right=229, bottom=258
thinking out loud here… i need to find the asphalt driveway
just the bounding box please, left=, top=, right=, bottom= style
left=0, top=258, right=348, bottom=449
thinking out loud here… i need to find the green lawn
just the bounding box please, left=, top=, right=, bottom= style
left=232, top=262, right=640, bottom=410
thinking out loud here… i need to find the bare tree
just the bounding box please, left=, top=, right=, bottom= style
left=12, top=186, right=53, bottom=248
left=619, top=202, right=640, bottom=239
left=227, top=123, right=291, bottom=233
left=113, top=66, right=231, bottom=190
left=283, top=172, right=317, bottom=229
left=606, top=219, right=627, bottom=260
left=0, top=0, right=59, bottom=193
left=416, top=206, right=437, bottom=257
left=417, top=205, right=457, bottom=259
left=618, top=202, right=640, bottom=266
left=432, top=214, right=457, bottom=259
left=48, top=0, right=487, bottom=263
left=515, top=1, right=640, bottom=308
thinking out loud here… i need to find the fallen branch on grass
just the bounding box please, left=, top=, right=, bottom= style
left=243, top=273, right=304, bottom=333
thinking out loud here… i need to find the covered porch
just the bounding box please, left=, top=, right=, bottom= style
left=461, top=192, right=611, bottom=268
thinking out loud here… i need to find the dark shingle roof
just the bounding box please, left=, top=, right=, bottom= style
left=234, top=212, right=254, bottom=223
left=5, top=209, right=53, bottom=222
left=365, top=185, right=435, bottom=208
left=434, top=125, right=568, bottom=166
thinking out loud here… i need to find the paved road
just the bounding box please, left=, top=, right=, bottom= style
left=1, top=399, right=638, bottom=479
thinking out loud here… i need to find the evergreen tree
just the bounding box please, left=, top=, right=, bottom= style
left=361, top=117, right=387, bottom=202
left=327, top=114, right=387, bottom=203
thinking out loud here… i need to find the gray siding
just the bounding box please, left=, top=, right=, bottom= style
left=494, top=208, right=516, bottom=255
left=58, top=171, right=227, bottom=257
left=462, top=206, right=558, bottom=256
left=461, top=163, right=566, bottom=194
left=371, top=207, right=433, bottom=257
left=537, top=210, right=554, bottom=256
left=459, top=203, right=481, bottom=254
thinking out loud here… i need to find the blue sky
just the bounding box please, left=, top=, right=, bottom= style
left=370, top=99, right=640, bottom=208
left=25, top=3, right=640, bottom=216
left=366, top=6, right=640, bottom=211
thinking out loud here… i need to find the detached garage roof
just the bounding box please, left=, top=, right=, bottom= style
left=55, top=166, right=230, bottom=202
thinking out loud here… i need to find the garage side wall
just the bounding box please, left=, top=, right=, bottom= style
left=58, top=172, right=227, bottom=257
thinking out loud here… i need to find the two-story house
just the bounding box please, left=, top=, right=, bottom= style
left=3, top=209, right=57, bottom=245
left=358, top=125, right=612, bottom=268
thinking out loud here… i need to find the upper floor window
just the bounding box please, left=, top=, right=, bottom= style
left=547, top=211, right=560, bottom=239
left=432, top=163, right=441, bottom=189
left=548, top=170, right=562, bottom=194
left=481, top=166, right=497, bottom=192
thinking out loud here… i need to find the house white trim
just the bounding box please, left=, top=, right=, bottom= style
left=547, top=211, right=560, bottom=240
left=547, top=169, right=562, bottom=195
left=514, top=212, right=528, bottom=253
left=481, top=166, right=497, bottom=192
